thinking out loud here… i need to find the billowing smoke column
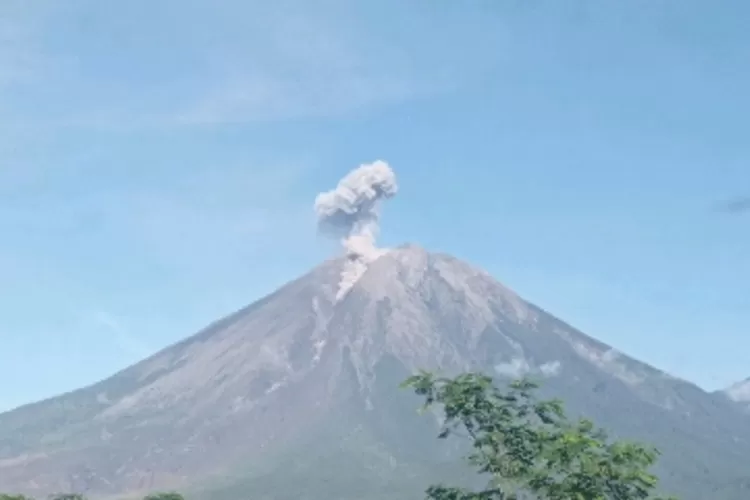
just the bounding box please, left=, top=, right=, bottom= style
left=314, top=160, right=397, bottom=300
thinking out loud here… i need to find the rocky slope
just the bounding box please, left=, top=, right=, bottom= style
left=1, top=245, right=749, bottom=499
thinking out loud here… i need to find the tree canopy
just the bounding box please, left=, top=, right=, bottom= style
left=401, top=371, right=677, bottom=500
left=143, top=492, right=185, bottom=500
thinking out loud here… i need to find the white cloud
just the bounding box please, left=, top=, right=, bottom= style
left=725, top=378, right=750, bottom=403
left=494, top=356, right=562, bottom=379
left=563, top=335, right=646, bottom=386
left=494, top=357, right=532, bottom=378
left=539, top=360, right=562, bottom=376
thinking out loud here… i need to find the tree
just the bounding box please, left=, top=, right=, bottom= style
left=401, top=371, right=677, bottom=500
left=48, top=494, right=85, bottom=500
left=142, top=492, right=185, bottom=500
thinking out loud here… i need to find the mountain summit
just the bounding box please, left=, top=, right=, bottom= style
left=1, top=246, right=749, bottom=499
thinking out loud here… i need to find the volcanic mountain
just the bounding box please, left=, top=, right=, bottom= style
left=1, top=246, right=749, bottom=499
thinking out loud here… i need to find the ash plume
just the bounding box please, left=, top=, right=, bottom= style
left=314, top=160, right=397, bottom=299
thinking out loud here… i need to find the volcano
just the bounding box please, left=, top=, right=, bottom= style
left=1, top=246, right=749, bottom=499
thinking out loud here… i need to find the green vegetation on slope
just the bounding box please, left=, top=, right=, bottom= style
left=0, top=495, right=182, bottom=500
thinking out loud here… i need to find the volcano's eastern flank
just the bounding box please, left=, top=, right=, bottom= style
left=0, top=246, right=749, bottom=500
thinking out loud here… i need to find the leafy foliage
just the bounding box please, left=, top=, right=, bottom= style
left=0, top=494, right=184, bottom=500
left=0, top=495, right=34, bottom=500
left=143, top=493, right=185, bottom=500
left=401, top=371, right=677, bottom=500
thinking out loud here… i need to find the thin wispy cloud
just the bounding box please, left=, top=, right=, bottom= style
left=716, top=197, right=750, bottom=215
left=89, top=311, right=152, bottom=360
left=0, top=2, right=64, bottom=108
left=1, top=158, right=314, bottom=279
left=0, top=1, right=451, bottom=131
left=176, top=72, right=418, bottom=126
left=116, top=161, right=316, bottom=276
left=0, top=20, right=34, bottom=88
left=0, top=4, right=51, bottom=89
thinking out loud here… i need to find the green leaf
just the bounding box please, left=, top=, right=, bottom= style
left=402, top=370, right=677, bottom=500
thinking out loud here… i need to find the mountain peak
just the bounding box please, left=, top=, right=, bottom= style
left=343, top=245, right=532, bottom=326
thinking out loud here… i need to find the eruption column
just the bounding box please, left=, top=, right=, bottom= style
left=314, top=160, right=398, bottom=300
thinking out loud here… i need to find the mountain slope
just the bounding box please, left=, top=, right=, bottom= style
left=1, top=245, right=749, bottom=499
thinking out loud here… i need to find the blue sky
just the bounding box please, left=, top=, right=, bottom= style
left=1, top=0, right=749, bottom=412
